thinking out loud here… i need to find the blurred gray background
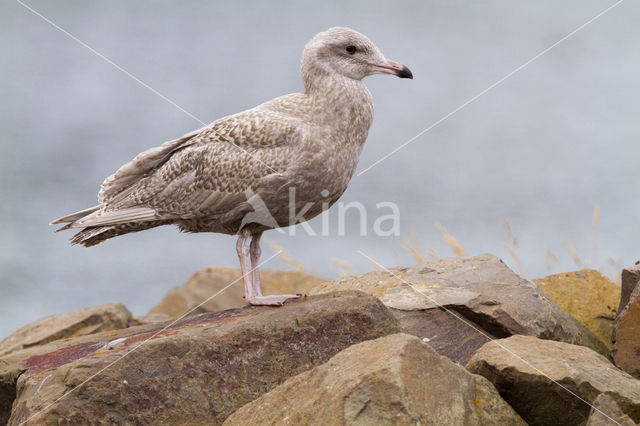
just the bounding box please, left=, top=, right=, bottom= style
left=1, top=0, right=638, bottom=338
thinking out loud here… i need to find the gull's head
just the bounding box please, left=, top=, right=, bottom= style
left=301, top=27, right=412, bottom=90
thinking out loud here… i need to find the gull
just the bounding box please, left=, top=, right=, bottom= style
left=52, top=27, right=412, bottom=306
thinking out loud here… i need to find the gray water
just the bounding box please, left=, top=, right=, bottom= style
left=1, top=1, right=638, bottom=339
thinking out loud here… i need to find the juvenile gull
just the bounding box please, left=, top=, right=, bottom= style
left=52, top=27, right=412, bottom=306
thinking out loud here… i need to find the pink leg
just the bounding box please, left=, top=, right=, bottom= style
left=236, top=233, right=254, bottom=301
left=250, top=233, right=264, bottom=297
left=245, top=232, right=300, bottom=306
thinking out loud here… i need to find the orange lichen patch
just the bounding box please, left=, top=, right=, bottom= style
left=97, top=350, right=105, bottom=354
left=104, top=330, right=117, bottom=333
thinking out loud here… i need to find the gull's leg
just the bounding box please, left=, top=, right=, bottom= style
left=247, top=232, right=300, bottom=306
left=236, top=233, right=254, bottom=302
left=249, top=232, right=264, bottom=297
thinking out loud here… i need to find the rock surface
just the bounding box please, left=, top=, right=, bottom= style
left=149, top=267, right=324, bottom=317
left=7, top=291, right=400, bottom=425
left=533, top=270, right=619, bottom=349
left=586, top=394, right=636, bottom=426
left=0, top=303, right=131, bottom=357
left=130, top=312, right=173, bottom=326
left=224, top=333, right=526, bottom=426
left=390, top=308, right=496, bottom=365
left=311, top=254, right=608, bottom=363
left=619, top=263, right=640, bottom=317
left=612, top=282, right=640, bottom=378
left=467, top=335, right=640, bottom=426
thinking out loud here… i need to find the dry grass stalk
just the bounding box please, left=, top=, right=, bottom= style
left=390, top=248, right=405, bottom=267
left=563, top=242, right=584, bottom=269
left=592, top=203, right=600, bottom=267
left=435, top=223, right=467, bottom=257
left=592, top=203, right=601, bottom=226
left=501, top=243, right=526, bottom=277
left=364, top=254, right=386, bottom=271
left=500, top=219, right=525, bottom=276
left=501, top=218, right=518, bottom=247
left=427, top=246, right=440, bottom=261
left=400, top=231, right=425, bottom=263
left=329, top=258, right=359, bottom=277
left=262, top=237, right=305, bottom=272
left=607, top=257, right=623, bottom=286
left=546, top=248, right=560, bottom=271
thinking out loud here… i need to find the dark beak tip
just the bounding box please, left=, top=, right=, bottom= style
left=398, top=65, right=413, bottom=79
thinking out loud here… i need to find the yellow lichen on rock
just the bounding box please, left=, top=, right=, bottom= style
left=533, top=269, right=620, bottom=349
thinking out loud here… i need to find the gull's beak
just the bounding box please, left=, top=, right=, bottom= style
left=372, top=59, right=413, bottom=79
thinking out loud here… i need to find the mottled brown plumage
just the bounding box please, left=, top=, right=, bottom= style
left=52, top=27, right=412, bottom=305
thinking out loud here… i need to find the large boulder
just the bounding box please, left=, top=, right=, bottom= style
left=533, top=270, right=619, bottom=349
left=149, top=267, right=324, bottom=317
left=7, top=291, right=400, bottom=425
left=224, top=333, right=526, bottom=426
left=612, top=282, right=640, bottom=378
left=311, top=254, right=607, bottom=363
left=467, top=335, right=640, bottom=425
left=0, top=303, right=132, bottom=357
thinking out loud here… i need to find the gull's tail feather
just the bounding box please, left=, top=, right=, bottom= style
left=70, top=221, right=171, bottom=247
left=52, top=205, right=172, bottom=246
left=51, top=205, right=100, bottom=229
left=70, top=226, right=115, bottom=247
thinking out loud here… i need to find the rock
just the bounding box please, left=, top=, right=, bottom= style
left=0, top=326, right=161, bottom=425
left=612, top=283, right=640, bottom=378
left=390, top=308, right=496, bottom=365
left=224, top=333, right=526, bottom=426
left=619, top=263, right=640, bottom=317
left=533, top=269, right=619, bottom=350
left=130, top=313, right=173, bottom=326
left=0, top=303, right=132, bottom=357
left=466, top=335, right=640, bottom=425
left=311, top=254, right=608, bottom=363
left=149, top=267, right=324, bottom=317
left=586, top=394, right=636, bottom=426
left=7, top=291, right=400, bottom=425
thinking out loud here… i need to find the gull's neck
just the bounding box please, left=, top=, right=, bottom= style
left=305, top=73, right=369, bottom=99
left=305, top=73, right=374, bottom=131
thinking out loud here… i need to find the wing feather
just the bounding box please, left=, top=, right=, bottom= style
left=55, top=97, right=308, bottom=235
left=102, top=106, right=306, bottom=218
left=98, top=126, right=206, bottom=204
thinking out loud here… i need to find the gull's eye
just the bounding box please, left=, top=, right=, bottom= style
left=345, top=45, right=356, bottom=54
